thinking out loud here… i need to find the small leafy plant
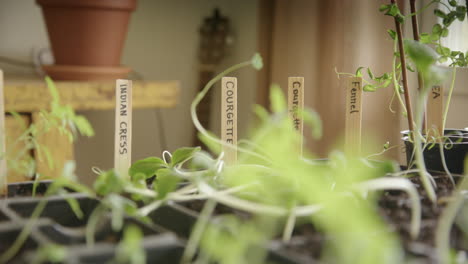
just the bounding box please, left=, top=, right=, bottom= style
left=0, top=77, right=94, bottom=263
left=3, top=55, right=423, bottom=263
left=338, top=0, right=468, bottom=202
left=123, top=54, right=424, bottom=264
left=1, top=76, right=94, bottom=187
left=2, top=47, right=466, bottom=263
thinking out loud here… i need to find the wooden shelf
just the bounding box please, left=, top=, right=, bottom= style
left=4, top=75, right=180, bottom=112
left=2, top=74, right=180, bottom=182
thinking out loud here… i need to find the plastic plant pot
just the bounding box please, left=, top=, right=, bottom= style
left=7, top=180, right=53, bottom=197
left=402, top=129, right=468, bottom=174
left=7, top=194, right=99, bottom=227
left=0, top=223, right=40, bottom=263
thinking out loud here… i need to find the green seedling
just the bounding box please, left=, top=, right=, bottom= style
left=2, top=55, right=429, bottom=264
left=436, top=158, right=468, bottom=263
left=337, top=1, right=466, bottom=203
left=115, top=225, right=146, bottom=264
left=0, top=76, right=95, bottom=263
left=127, top=54, right=422, bottom=263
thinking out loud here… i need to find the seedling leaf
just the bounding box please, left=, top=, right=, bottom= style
left=198, top=131, right=222, bottom=155
left=155, top=168, right=181, bottom=199
left=301, top=109, right=322, bottom=140
left=404, top=40, right=449, bottom=86
left=363, top=84, right=376, bottom=92
left=253, top=104, right=270, bottom=121
left=387, top=29, right=396, bottom=40
left=404, top=40, right=437, bottom=71
left=367, top=68, right=374, bottom=79
left=434, top=9, right=447, bottom=19
left=129, top=157, right=166, bottom=179
left=432, top=24, right=442, bottom=35
left=33, top=244, right=67, bottom=264
left=116, top=225, right=146, bottom=264
left=65, top=197, right=84, bottom=219
left=270, top=84, right=287, bottom=113
left=171, top=147, right=201, bottom=166
left=355, top=67, right=364, bottom=77
left=93, top=170, right=125, bottom=196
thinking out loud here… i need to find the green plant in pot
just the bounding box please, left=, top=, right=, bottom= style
left=399, top=1, right=468, bottom=177
left=125, top=54, right=428, bottom=263
left=36, top=0, right=137, bottom=80
left=384, top=2, right=468, bottom=196
left=339, top=1, right=467, bottom=201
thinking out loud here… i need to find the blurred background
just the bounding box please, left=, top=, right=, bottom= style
left=0, top=0, right=467, bottom=185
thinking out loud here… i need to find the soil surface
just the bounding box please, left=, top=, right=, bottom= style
left=177, top=173, right=467, bottom=263
left=277, top=173, right=467, bottom=263
left=379, top=174, right=467, bottom=263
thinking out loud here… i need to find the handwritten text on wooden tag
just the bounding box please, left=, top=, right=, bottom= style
left=345, top=77, right=363, bottom=155
left=114, top=79, right=132, bottom=179
left=221, top=77, right=237, bottom=164
left=288, top=77, right=304, bottom=154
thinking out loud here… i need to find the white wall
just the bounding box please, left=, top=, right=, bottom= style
left=0, top=0, right=258, bottom=184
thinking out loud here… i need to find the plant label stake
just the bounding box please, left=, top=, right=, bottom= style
left=426, top=85, right=443, bottom=139
left=114, top=79, right=132, bottom=179
left=345, top=77, right=363, bottom=156
left=221, top=77, right=237, bottom=164
left=288, top=77, right=304, bottom=155
left=0, top=70, right=6, bottom=195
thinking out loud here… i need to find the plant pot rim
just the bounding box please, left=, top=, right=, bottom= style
left=400, top=128, right=468, bottom=135
left=401, top=128, right=468, bottom=143
left=4, top=192, right=90, bottom=203
left=42, top=64, right=132, bottom=81
left=402, top=137, right=468, bottom=144
left=36, top=0, right=137, bottom=11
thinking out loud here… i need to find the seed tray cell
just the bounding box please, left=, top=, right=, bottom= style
left=8, top=195, right=99, bottom=227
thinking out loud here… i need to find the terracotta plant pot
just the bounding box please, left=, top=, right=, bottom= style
left=36, top=0, right=137, bottom=80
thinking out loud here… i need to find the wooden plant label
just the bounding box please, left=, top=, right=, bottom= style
left=0, top=70, right=6, bottom=195
left=114, top=79, right=132, bottom=179
left=288, top=77, right=304, bottom=155
left=221, top=77, right=237, bottom=164
left=426, top=85, right=443, bottom=138
left=345, top=77, right=363, bottom=155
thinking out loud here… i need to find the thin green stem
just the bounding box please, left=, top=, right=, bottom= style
left=438, top=140, right=455, bottom=186
left=413, top=89, right=437, bottom=202
left=282, top=211, right=296, bottom=242
left=85, top=203, right=105, bottom=247
left=392, top=38, right=408, bottom=116
left=366, top=144, right=400, bottom=159
left=388, top=91, right=397, bottom=113
left=0, top=180, right=91, bottom=262
left=0, top=199, right=48, bottom=263
left=124, top=186, right=157, bottom=198
left=438, top=1, right=452, bottom=10
left=138, top=200, right=163, bottom=216
left=405, top=0, right=438, bottom=18
left=435, top=171, right=468, bottom=262
left=181, top=199, right=217, bottom=264
left=442, top=68, right=457, bottom=131
left=190, top=60, right=271, bottom=164
left=198, top=181, right=322, bottom=217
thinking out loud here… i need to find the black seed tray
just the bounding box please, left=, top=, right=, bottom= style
left=0, top=181, right=184, bottom=263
